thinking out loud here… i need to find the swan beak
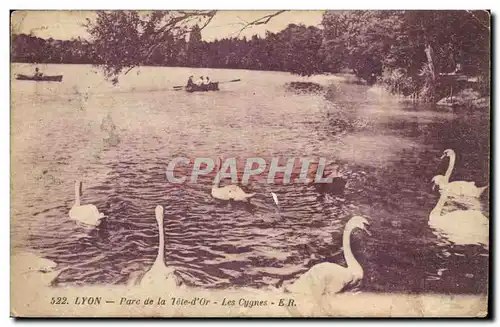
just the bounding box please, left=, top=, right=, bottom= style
left=440, top=153, right=446, bottom=159
left=432, top=184, right=436, bottom=191
left=362, top=220, right=371, bottom=236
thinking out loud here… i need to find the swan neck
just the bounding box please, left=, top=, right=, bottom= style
left=213, top=174, right=220, bottom=189
left=213, top=158, right=222, bottom=188
left=343, top=224, right=361, bottom=272
left=444, top=153, right=455, bottom=181
left=156, top=216, right=165, bottom=266
left=430, top=193, right=447, bottom=220
left=74, top=181, right=81, bottom=206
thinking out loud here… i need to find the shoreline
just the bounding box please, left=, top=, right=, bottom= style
left=13, top=62, right=488, bottom=110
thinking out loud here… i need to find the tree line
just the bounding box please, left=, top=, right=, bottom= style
left=11, top=23, right=323, bottom=76
left=11, top=10, right=490, bottom=101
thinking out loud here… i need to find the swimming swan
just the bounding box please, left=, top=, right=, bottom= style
left=285, top=216, right=370, bottom=295
left=68, top=180, right=105, bottom=226
left=140, top=205, right=181, bottom=287
left=429, top=190, right=489, bottom=247
left=211, top=158, right=256, bottom=201
left=432, top=149, right=488, bottom=198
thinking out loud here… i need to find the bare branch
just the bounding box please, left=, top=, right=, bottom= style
left=87, top=10, right=287, bottom=80
left=123, top=11, right=217, bottom=75
left=236, top=16, right=248, bottom=25
left=145, top=12, right=215, bottom=64
left=199, top=11, right=217, bottom=30
left=237, top=10, right=288, bottom=36
left=123, top=66, right=136, bottom=75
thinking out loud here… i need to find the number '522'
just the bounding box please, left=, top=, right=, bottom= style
left=50, top=297, right=68, bottom=305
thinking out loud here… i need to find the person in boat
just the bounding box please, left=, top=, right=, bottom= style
left=186, top=76, right=195, bottom=88
left=196, top=76, right=204, bottom=86
left=202, top=76, right=211, bottom=90
left=34, top=67, right=43, bottom=78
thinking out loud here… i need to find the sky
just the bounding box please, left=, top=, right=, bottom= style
left=11, top=10, right=324, bottom=41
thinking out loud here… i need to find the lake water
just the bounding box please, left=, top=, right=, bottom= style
left=11, top=63, right=489, bottom=294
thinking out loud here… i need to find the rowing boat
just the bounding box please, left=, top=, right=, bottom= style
left=16, top=74, right=63, bottom=82
left=173, top=79, right=241, bottom=92
left=185, top=82, right=220, bottom=92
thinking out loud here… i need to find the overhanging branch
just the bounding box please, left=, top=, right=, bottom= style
left=87, top=10, right=287, bottom=79
left=237, top=10, right=288, bottom=36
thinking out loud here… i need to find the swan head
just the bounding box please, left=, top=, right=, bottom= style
left=271, top=192, right=279, bottom=206
left=348, top=216, right=371, bottom=236
left=431, top=175, right=446, bottom=189
left=155, top=205, right=164, bottom=222
left=441, top=149, right=455, bottom=159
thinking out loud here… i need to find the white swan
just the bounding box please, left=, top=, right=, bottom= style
left=432, top=149, right=488, bottom=198
left=271, top=192, right=279, bottom=207
left=429, top=190, right=489, bottom=247
left=271, top=191, right=282, bottom=216
left=285, top=216, right=371, bottom=295
left=12, top=252, right=59, bottom=287
left=140, top=205, right=181, bottom=287
left=69, top=180, right=105, bottom=226
left=211, top=158, right=255, bottom=201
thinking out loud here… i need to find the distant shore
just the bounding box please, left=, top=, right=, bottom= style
left=12, top=61, right=489, bottom=110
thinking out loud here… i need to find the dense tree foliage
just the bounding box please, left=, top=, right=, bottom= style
left=82, top=10, right=217, bottom=81
left=11, top=10, right=490, bottom=101
left=11, top=34, right=96, bottom=64
left=321, top=10, right=490, bottom=99
left=11, top=23, right=324, bottom=77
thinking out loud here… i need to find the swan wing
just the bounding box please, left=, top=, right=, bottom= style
left=286, top=267, right=324, bottom=295
left=140, top=266, right=180, bottom=288
left=212, top=185, right=254, bottom=201
left=431, top=210, right=489, bottom=246
left=286, top=263, right=351, bottom=295
left=69, top=204, right=103, bottom=225
left=442, top=181, right=480, bottom=197
left=211, top=187, right=231, bottom=200
left=231, top=188, right=255, bottom=201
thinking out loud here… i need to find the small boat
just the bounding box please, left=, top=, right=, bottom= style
left=173, top=79, right=240, bottom=92
left=185, top=82, right=219, bottom=92
left=16, top=74, right=63, bottom=82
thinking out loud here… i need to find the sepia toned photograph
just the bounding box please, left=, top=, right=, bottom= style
left=10, top=10, right=490, bottom=317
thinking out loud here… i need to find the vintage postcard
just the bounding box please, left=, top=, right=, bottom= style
left=10, top=10, right=490, bottom=317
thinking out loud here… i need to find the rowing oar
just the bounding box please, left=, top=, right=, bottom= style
left=219, top=78, right=241, bottom=84
left=172, top=78, right=241, bottom=90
